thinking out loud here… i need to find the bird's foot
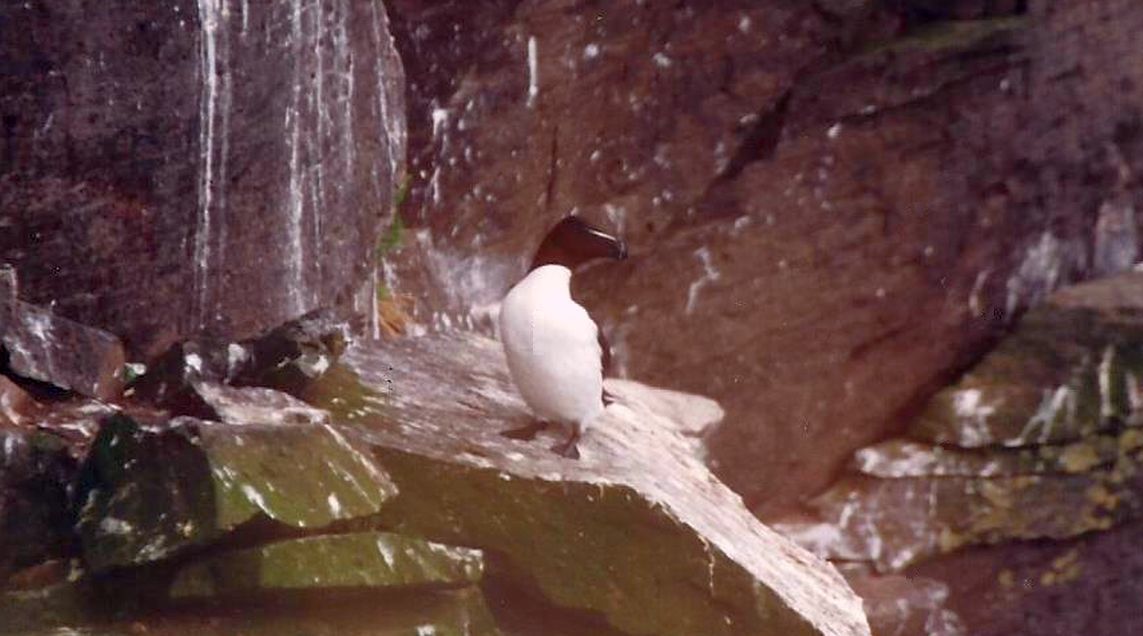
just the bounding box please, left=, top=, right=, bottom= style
left=551, top=423, right=582, bottom=460
left=500, top=419, right=551, bottom=441
left=551, top=439, right=580, bottom=459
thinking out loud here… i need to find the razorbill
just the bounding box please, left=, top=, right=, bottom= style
left=499, top=216, right=628, bottom=457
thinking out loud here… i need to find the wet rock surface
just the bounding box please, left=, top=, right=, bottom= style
left=384, top=0, right=1143, bottom=517
left=302, top=332, right=870, bottom=636
left=0, top=0, right=405, bottom=357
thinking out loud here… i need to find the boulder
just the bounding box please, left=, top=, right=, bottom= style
left=76, top=412, right=396, bottom=571
left=302, top=332, right=870, bottom=636
left=127, top=309, right=351, bottom=417
left=0, top=425, right=76, bottom=582
left=2, top=298, right=126, bottom=400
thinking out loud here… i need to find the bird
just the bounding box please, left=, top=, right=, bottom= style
left=498, top=215, right=628, bottom=458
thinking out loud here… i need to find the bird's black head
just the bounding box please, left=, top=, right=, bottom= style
left=530, top=216, right=628, bottom=271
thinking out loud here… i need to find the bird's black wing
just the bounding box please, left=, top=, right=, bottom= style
left=598, top=327, right=618, bottom=406
left=597, top=328, right=613, bottom=376
left=571, top=283, right=617, bottom=406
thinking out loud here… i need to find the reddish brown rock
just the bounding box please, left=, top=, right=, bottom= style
left=385, top=1, right=1143, bottom=515
left=912, top=516, right=1143, bottom=636
left=0, top=376, right=36, bottom=427
left=0, top=0, right=405, bottom=358
left=846, top=573, right=964, bottom=636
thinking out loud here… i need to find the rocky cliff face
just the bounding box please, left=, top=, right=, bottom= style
left=0, top=5, right=869, bottom=635
left=779, top=271, right=1143, bottom=635
left=0, top=0, right=405, bottom=358
left=7, top=0, right=1143, bottom=634
left=382, top=0, right=1143, bottom=517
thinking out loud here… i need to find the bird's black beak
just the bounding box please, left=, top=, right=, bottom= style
left=582, top=225, right=628, bottom=262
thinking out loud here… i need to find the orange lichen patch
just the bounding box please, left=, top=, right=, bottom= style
left=1058, top=442, right=1104, bottom=473
left=378, top=292, right=415, bottom=337
left=997, top=569, right=1015, bottom=589
left=1039, top=549, right=1082, bottom=587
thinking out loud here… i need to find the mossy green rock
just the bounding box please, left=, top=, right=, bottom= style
left=911, top=273, right=1143, bottom=447
left=304, top=333, right=870, bottom=636
left=169, top=531, right=483, bottom=598
left=77, top=413, right=397, bottom=571
left=860, top=16, right=1027, bottom=57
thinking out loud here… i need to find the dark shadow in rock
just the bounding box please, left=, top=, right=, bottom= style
left=3, top=581, right=500, bottom=636
left=481, top=562, right=628, bottom=636
left=0, top=346, right=74, bottom=405
left=74, top=414, right=219, bottom=574
left=0, top=424, right=78, bottom=584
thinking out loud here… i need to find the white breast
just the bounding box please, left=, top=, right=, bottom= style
left=499, top=265, right=604, bottom=427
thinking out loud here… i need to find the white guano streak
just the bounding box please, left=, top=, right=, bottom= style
left=194, top=0, right=231, bottom=328
left=338, top=0, right=355, bottom=175
left=685, top=247, right=720, bottom=315
left=312, top=0, right=328, bottom=309
left=286, top=0, right=306, bottom=315
left=526, top=36, right=539, bottom=107
left=370, top=1, right=404, bottom=182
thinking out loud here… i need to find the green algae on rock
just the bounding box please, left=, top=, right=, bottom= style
left=77, top=412, right=396, bottom=571
left=852, top=436, right=1122, bottom=479
left=168, top=531, right=483, bottom=598
left=304, top=333, right=871, bottom=636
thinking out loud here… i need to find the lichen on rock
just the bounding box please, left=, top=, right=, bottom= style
left=911, top=273, right=1143, bottom=448
left=780, top=273, right=1143, bottom=573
